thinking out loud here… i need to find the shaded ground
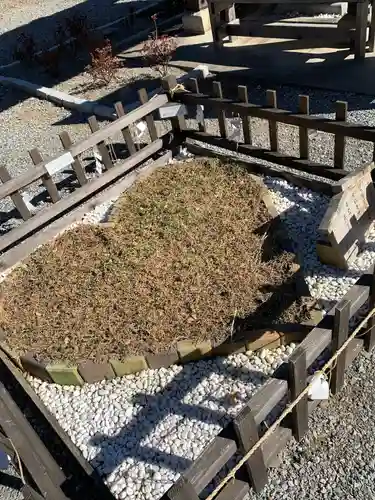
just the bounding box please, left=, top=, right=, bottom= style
left=0, top=159, right=308, bottom=363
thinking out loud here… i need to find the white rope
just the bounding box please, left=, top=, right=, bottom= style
left=205, top=306, right=375, bottom=500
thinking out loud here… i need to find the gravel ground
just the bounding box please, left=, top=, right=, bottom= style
left=0, top=0, right=155, bottom=66
left=0, top=467, right=23, bottom=500
left=247, top=347, right=375, bottom=500
left=28, top=345, right=297, bottom=500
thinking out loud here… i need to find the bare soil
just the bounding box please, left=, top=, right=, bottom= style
left=0, top=159, right=309, bottom=363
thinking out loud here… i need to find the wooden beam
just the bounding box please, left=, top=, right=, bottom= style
left=334, top=101, right=348, bottom=169
left=298, top=95, right=309, bottom=160
left=173, top=91, right=375, bottom=142
left=29, top=149, right=60, bottom=203
left=288, top=346, right=308, bottom=441
left=0, top=166, right=32, bottom=221
left=183, top=130, right=346, bottom=180
left=331, top=299, right=351, bottom=394
left=0, top=137, right=164, bottom=255
left=226, top=20, right=355, bottom=41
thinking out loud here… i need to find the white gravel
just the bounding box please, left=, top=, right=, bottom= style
left=28, top=345, right=296, bottom=500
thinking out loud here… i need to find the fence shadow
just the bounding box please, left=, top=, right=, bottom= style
left=89, top=356, right=268, bottom=480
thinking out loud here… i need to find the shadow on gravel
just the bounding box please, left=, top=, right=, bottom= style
left=89, top=357, right=268, bottom=477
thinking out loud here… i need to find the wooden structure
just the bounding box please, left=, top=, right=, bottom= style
left=317, top=163, right=375, bottom=268
left=0, top=348, right=115, bottom=500
left=164, top=262, right=375, bottom=500
left=0, top=90, right=180, bottom=272
left=164, top=75, right=375, bottom=194
left=207, top=0, right=375, bottom=60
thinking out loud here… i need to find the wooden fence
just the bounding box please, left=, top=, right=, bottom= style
left=163, top=75, right=375, bottom=194
left=0, top=89, right=182, bottom=271
left=0, top=348, right=116, bottom=500
left=164, top=265, right=375, bottom=500
left=207, top=0, right=375, bottom=60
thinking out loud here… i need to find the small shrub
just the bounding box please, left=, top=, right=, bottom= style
left=142, top=14, right=177, bottom=77
left=142, top=34, right=177, bottom=77
left=86, top=39, right=121, bottom=86
left=13, top=33, right=37, bottom=62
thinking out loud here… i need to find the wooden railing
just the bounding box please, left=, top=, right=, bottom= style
left=0, top=91, right=171, bottom=258
left=164, top=75, right=375, bottom=191
left=165, top=266, right=375, bottom=500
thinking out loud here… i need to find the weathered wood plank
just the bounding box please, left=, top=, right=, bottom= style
left=29, top=148, right=60, bottom=203
left=166, top=477, right=199, bottom=500
left=215, top=479, right=249, bottom=500
left=233, top=405, right=268, bottom=492
left=0, top=166, right=32, bottom=221
left=334, top=101, right=347, bottom=169
left=188, top=78, right=206, bottom=132
left=365, top=266, right=375, bottom=351
left=114, top=102, right=137, bottom=155
left=355, top=0, right=369, bottom=59
left=288, top=346, right=308, bottom=441
left=213, top=81, right=229, bottom=139
left=59, top=131, right=88, bottom=186
left=138, top=88, right=159, bottom=141
left=0, top=137, right=164, bottom=255
left=183, top=130, right=346, bottom=180
left=248, top=378, right=288, bottom=426
left=173, top=92, right=375, bottom=142
left=226, top=21, right=355, bottom=41
left=0, top=385, right=67, bottom=499
left=161, top=76, right=187, bottom=133
left=266, top=90, right=278, bottom=152
left=262, top=426, right=292, bottom=467
left=185, top=141, right=334, bottom=195
left=299, top=95, right=309, bottom=160
left=184, top=436, right=236, bottom=493
left=238, top=85, right=252, bottom=144
left=88, top=116, right=114, bottom=170
left=331, top=299, right=351, bottom=394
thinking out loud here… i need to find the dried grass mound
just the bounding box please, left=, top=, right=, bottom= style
left=0, top=159, right=298, bottom=363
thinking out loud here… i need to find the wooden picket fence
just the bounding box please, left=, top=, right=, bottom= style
left=164, top=265, right=375, bottom=500
left=0, top=90, right=182, bottom=271
left=163, top=74, right=375, bottom=196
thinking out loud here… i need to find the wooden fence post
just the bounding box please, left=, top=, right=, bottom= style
left=266, top=90, right=278, bottom=152
left=334, top=101, right=347, bottom=169
left=365, top=266, right=375, bottom=351
left=166, top=477, right=199, bottom=500
left=59, top=131, right=88, bottom=186
left=114, top=102, right=137, bottom=155
left=161, top=76, right=187, bottom=133
left=188, top=78, right=206, bottom=132
left=212, top=81, right=229, bottom=139
left=0, top=166, right=32, bottom=221
left=288, top=345, right=308, bottom=441
left=238, top=85, right=252, bottom=145
left=298, top=95, right=309, bottom=160
left=355, top=0, right=369, bottom=59
left=331, top=299, right=351, bottom=394
left=87, top=116, right=114, bottom=170
left=29, top=148, right=61, bottom=203
left=138, top=88, right=159, bottom=142
left=233, top=404, right=268, bottom=493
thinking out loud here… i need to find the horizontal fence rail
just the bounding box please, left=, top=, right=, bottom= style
left=164, top=264, right=375, bottom=500
left=0, top=91, right=172, bottom=257
left=163, top=75, right=375, bottom=186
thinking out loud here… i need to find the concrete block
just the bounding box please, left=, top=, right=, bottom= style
left=177, top=340, right=212, bottom=362
left=110, top=356, right=148, bottom=376
left=47, top=364, right=84, bottom=386
left=78, top=360, right=115, bottom=383
left=20, top=353, right=53, bottom=382
left=182, top=8, right=211, bottom=35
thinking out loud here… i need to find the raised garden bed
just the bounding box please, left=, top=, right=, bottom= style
left=0, top=158, right=319, bottom=384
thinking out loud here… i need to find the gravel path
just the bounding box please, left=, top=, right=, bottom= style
left=0, top=0, right=155, bottom=66
left=247, top=347, right=375, bottom=500
left=28, top=345, right=296, bottom=500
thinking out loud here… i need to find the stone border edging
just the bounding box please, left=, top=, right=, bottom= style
left=1, top=171, right=322, bottom=385
left=0, top=65, right=209, bottom=120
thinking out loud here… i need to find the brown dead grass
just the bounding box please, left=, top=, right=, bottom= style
left=0, top=159, right=302, bottom=363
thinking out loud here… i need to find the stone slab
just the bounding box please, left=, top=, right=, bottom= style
left=110, top=356, right=148, bottom=376
left=78, top=360, right=115, bottom=383
left=47, top=364, right=84, bottom=386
